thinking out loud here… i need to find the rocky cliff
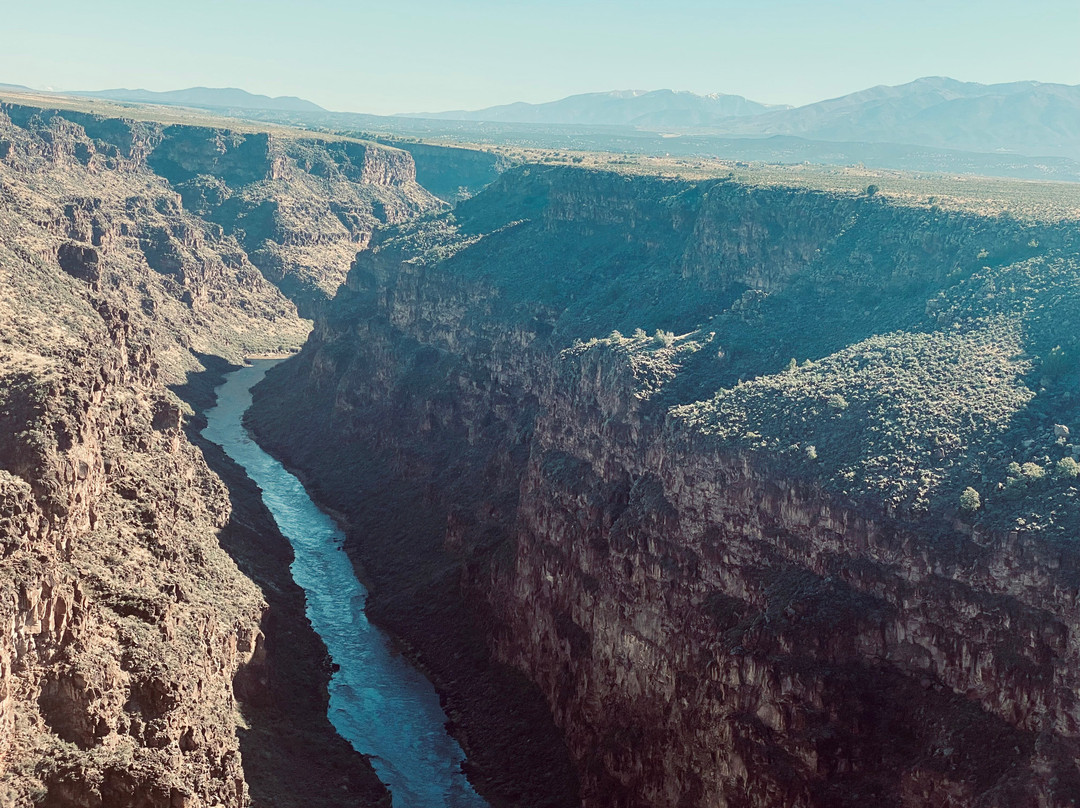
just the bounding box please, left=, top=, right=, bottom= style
left=2, top=101, right=442, bottom=318
left=375, top=140, right=518, bottom=203
left=0, top=280, right=264, bottom=807
left=0, top=100, right=428, bottom=806
left=150, top=126, right=442, bottom=313
left=249, top=164, right=1080, bottom=806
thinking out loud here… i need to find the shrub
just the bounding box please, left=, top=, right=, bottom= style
left=826, top=394, right=849, bottom=410
left=959, top=487, right=982, bottom=511
left=1056, top=457, right=1080, bottom=479
left=1021, top=462, right=1046, bottom=481
left=652, top=329, right=675, bottom=348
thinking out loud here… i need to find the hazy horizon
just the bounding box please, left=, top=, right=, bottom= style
left=5, top=0, right=1079, bottom=115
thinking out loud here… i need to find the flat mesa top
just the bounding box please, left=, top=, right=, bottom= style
left=475, top=152, right=1080, bottom=224
left=4, top=88, right=1080, bottom=223
left=0, top=88, right=355, bottom=143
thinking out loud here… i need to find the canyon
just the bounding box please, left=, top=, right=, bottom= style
left=249, top=166, right=1080, bottom=806
left=2, top=90, right=1080, bottom=808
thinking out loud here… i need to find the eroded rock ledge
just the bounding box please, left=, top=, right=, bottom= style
left=0, top=305, right=263, bottom=807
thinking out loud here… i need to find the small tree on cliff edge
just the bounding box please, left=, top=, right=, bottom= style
left=959, top=487, right=981, bottom=512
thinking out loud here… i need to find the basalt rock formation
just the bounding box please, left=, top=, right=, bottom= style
left=250, top=165, right=1080, bottom=807
left=150, top=126, right=441, bottom=313
left=0, top=100, right=439, bottom=806
left=2, top=101, right=442, bottom=319
left=0, top=262, right=265, bottom=807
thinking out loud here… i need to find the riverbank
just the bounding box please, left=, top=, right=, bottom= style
left=173, top=356, right=390, bottom=808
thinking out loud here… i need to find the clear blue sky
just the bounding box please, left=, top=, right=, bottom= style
left=6, top=0, right=1079, bottom=114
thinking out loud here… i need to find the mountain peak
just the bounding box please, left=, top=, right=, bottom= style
left=399, top=88, right=776, bottom=126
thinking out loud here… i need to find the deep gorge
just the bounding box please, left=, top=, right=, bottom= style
left=248, top=165, right=1080, bottom=807
left=2, top=97, right=1080, bottom=808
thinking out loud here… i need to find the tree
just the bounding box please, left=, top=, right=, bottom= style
left=959, top=487, right=981, bottom=512
left=651, top=329, right=675, bottom=348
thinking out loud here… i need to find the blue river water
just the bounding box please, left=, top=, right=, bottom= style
left=202, top=360, right=487, bottom=808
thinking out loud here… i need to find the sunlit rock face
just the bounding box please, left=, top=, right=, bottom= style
left=0, top=302, right=265, bottom=807
left=250, top=163, right=1080, bottom=807
left=0, top=101, right=445, bottom=807
left=1, top=101, right=442, bottom=319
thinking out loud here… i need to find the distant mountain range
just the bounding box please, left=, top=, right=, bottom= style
left=405, top=78, right=1080, bottom=160
left=717, top=77, right=1080, bottom=159
left=4, top=78, right=1080, bottom=179
left=401, top=89, right=787, bottom=127
left=71, top=86, right=325, bottom=113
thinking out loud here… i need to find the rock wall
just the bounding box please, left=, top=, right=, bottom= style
left=497, top=342, right=1080, bottom=806
left=0, top=100, right=406, bottom=807
left=0, top=305, right=263, bottom=807
left=2, top=101, right=443, bottom=317
left=145, top=123, right=442, bottom=312
left=249, top=165, right=1080, bottom=807
left=378, top=140, right=517, bottom=203
left=0, top=102, right=311, bottom=379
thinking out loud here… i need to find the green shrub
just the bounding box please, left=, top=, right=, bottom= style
left=1021, top=462, right=1046, bottom=481
left=1056, top=457, right=1080, bottom=479
left=652, top=329, right=675, bottom=348
left=959, top=487, right=981, bottom=511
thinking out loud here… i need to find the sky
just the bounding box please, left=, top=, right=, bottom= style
left=5, top=0, right=1079, bottom=114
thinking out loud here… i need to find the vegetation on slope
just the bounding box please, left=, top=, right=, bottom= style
left=351, top=164, right=1080, bottom=538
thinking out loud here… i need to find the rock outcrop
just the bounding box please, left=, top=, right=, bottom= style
left=2, top=101, right=443, bottom=318
left=378, top=140, right=518, bottom=203
left=0, top=295, right=264, bottom=807
left=249, top=164, right=1080, bottom=807
left=0, top=102, right=310, bottom=379
left=0, top=99, right=423, bottom=806
left=498, top=338, right=1080, bottom=806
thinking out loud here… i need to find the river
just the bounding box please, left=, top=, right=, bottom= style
left=202, top=360, right=487, bottom=808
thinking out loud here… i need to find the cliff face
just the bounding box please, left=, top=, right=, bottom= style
left=378, top=140, right=518, bottom=202
left=144, top=123, right=442, bottom=312
left=249, top=165, right=1080, bottom=807
left=2, top=102, right=443, bottom=317
left=0, top=101, right=409, bottom=806
left=0, top=300, right=263, bottom=807
left=499, top=341, right=1080, bottom=806
left=0, top=102, right=310, bottom=378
